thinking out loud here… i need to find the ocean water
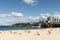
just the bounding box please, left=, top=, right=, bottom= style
left=0, top=26, right=39, bottom=30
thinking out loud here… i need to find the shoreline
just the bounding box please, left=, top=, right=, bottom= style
left=0, top=28, right=60, bottom=40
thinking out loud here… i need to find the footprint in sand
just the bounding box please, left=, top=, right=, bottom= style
left=36, top=32, right=40, bottom=36
left=0, top=32, right=2, bottom=34
left=13, top=32, right=17, bottom=34
left=48, top=30, right=51, bottom=34
left=27, top=31, right=31, bottom=33
left=9, top=31, right=12, bottom=33
left=19, top=33, right=21, bottom=35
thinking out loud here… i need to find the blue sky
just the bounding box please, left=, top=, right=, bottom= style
left=0, top=0, right=60, bottom=16
left=0, top=0, right=60, bottom=25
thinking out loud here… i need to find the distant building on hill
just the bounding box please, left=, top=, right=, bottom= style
left=47, top=16, right=60, bottom=24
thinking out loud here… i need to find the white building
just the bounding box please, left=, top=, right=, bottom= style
left=47, top=16, right=60, bottom=24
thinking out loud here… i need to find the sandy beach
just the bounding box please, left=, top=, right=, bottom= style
left=0, top=28, right=60, bottom=40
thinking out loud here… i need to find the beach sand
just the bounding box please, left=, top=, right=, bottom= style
left=0, top=28, right=60, bottom=40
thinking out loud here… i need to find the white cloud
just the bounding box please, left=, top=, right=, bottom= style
left=0, top=12, right=24, bottom=18
left=39, top=12, right=60, bottom=20
left=27, top=16, right=40, bottom=20
left=0, top=12, right=24, bottom=25
left=11, top=12, right=24, bottom=17
left=0, top=12, right=60, bottom=26
left=0, top=12, right=41, bottom=25
left=40, top=13, right=51, bottom=19
left=0, top=14, right=11, bottom=17
left=23, top=0, right=38, bottom=6
left=0, top=12, right=52, bottom=25
left=53, top=12, right=60, bottom=19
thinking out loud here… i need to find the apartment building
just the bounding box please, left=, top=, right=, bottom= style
left=47, top=16, right=60, bottom=24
